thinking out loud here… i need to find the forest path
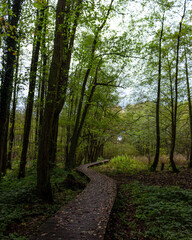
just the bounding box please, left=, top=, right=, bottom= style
left=31, top=160, right=117, bottom=240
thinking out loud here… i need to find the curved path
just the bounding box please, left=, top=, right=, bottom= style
left=32, top=160, right=117, bottom=240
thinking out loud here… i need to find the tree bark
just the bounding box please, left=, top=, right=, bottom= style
left=39, top=5, right=48, bottom=137
left=150, top=14, right=164, bottom=171
left=184, top=46, right=192, bottom=168
left=35, top=80, right=41, bottom=158
left=18, top=10, right=44, bottom=179
left=0, top=0, right=24, bottom=180
left=169, top=0, right=186, bottom=173
left=1, top=118, right=9, bottom=175
left=7, top=41, right=20, bottom=170
left=49, top=0, right=82, bottom=166
left=36, top=0, right=67, bottom=202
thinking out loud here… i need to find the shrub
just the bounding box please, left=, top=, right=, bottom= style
left=96, top=155, right=147, bottom=174
left=103, top=142, right=139, bottom=159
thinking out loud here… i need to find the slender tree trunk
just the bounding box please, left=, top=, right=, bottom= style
left=167, top=58, right=174, bottom=164
left=1, top=119, right=9, bottom=175
left=64, top=92, right=74, bottom=165
left=184, top=46, right=192, bottom=168
left=39, top=54, right=47, bottom=129
left=7, top=84, right=17, bottom=169
left=7, top=42, right=20, bottom=169
left=170, top=0, right=186, bottom=173
left=0, top=0, right=24, bottom=180
left=66, top=67, right=99, bottom=169
left=65, top=1, right=114, bottom=169
left=18, top=10, right=44, bottom=178
left=150, top=15, right=164, bottom=171
left=35, top=80, right=41, bottom=158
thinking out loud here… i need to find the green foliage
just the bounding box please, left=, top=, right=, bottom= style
left=104, top=142, right=138, bottom=158
left=0, top=167, right=87, bottom=239
left=96, top=155, right=147, bottom=174
left=32, top=0, right=47, bottom=9
left=127, top=182, right=192, bottom=240
left=0, top=170, right=37, bottom=239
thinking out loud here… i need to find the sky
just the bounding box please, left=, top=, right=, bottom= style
left=1, top=0, right=192, bottom=109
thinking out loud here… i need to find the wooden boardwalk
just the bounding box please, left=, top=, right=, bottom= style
left=31, top=160, right=117, bottom=240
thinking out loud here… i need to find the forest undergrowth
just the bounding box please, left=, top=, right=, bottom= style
left=1, top=155, right=192, bottom=240
left=95, top=155, right=192, bottom=240
left=0, top=163, right=88, bottom=240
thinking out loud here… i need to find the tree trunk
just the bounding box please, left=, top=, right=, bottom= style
left=0, top=0, right=24, bottom=180
left=39, top=8, right=48, bottom=136
left=65, top=1, right=114, bottom=169
left=65, top=67, right=98, bottom=169
left=167, top=59, right=177, bottom=171
left=35, top=80, right=41, bottom=158
left=1, top=119, right=9, bottom=175
left=18, top=10, right=44, bottom=178
left=7, top=86, right=17, bottom=169
left=169, top=0, right=186, bottom=173
left=184, top=46, right=192, bottom=168
left=7, top=42, right=20, bottom=169
left=150, top=15, right=164, bottom=171
left=49, top=0, right=82, bottom=166
left=36, top=0, right=67, bottom=202
left=49, top=115, right=59, bottom=169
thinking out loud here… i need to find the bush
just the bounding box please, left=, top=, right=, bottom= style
left=103, top=142, right=138, bottom=159
left=96, top=155, right=147, bottom=174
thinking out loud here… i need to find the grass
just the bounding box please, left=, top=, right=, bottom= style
left=0, top=165, right=88, bottom=240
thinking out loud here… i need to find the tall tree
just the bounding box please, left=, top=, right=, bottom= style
left=36, top=0, right=83, bottom=201
left=49, top=0, right=83, bottom=167
left=184, top=45, right=192, bottom=167
left=0, top=0, right=24, bottom=180
left=169, top=0, right=186, bottom=172
left=150, top=13, right=164, bottom=171
left=7, top=34, right=21, bottom=170
left=18, top=8, right=45, bottom=178
left=65, top=0, right=115, bottom=170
